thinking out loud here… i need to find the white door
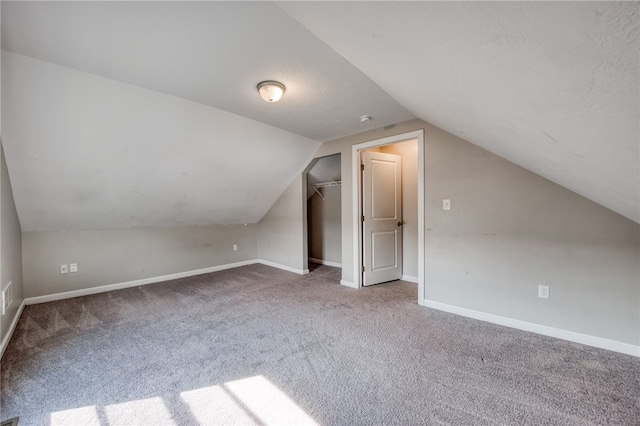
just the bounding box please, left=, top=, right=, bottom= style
left=362, top=151, right=402, bottom=286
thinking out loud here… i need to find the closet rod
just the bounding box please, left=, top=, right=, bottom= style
left=311, top=180, right=341, bottom=200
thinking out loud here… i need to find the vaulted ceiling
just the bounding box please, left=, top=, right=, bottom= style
left=280, top=1, right=639, bottom=224
left=1, top=1, right=638, bottom=231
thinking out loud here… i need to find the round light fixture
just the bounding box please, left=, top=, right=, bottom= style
left=257, top=81, right=285, bottom=103
left=360, top=115, right=372, bottom=123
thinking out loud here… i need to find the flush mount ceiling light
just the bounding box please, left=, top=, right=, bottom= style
left=360, top=115, right=372, bottom=123
left=257, top=81, right=285, bottom=103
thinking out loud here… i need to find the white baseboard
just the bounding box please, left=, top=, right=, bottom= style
left=25, top=259, right=313, bottom=306
left=340, top=280, right=358, bottom=289
left=401, top=275, right=418, bottom=283
left=1, top=299, right=26, bottom=359
left=4, top=259, right=329, bottom=358
left=25, top=260, right=259, bottom=305
left=257, top=260, right=308, bottom=275
left=421, top=299, right=639, bottom=358
left=309, top=258, right=342, bottom=268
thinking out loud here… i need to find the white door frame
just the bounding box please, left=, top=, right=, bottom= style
left=351, top=130, right=425, bottom=301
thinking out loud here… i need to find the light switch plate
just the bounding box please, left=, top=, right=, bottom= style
left=443, top=199, right=451, bottom=210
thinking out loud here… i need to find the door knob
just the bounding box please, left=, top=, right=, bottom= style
left=398, top=222, right=403, bottom=226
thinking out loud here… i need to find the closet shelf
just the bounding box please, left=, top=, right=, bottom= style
left=311, top=180, right=341, bottom=200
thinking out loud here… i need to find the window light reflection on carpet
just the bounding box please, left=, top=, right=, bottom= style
left=49, top=375, right=317, bottom=426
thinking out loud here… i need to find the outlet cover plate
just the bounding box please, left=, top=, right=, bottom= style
left=1, top=281, right=11, bottom=315
left=538, top=285, right=550, bottom=299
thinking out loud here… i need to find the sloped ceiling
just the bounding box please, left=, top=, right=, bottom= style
left=307, top=154, right=341, bottom=200
left=2, top=2, right=638, bottom=232
left=1, top=1, right=412, bottom=141
left=2, top=52, right=321, bottom=231
left=280, top=1, right=640, bottom=224
left=0, top=1, right=412, bottom=232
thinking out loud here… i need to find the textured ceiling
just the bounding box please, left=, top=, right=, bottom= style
left=0, top=1, right=411, bottom=231
left=1, top=1, right=638, bottom=233
left=1, top=1, right=413, bottom=141
left=2, top=52, right=320, bottom=231
left=280, top=1, right=640, bottom=223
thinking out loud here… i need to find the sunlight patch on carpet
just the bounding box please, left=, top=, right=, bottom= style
left=49, top=375, right=316, bottom=425
left=103, top=396, right=175, bottom=425
left=50, top=405, right=101, bottom=425
left=180, top=375, right=318, bottom=425
left=50, top=396, right=175, bottom=425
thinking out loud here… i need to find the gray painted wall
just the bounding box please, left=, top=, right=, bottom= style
left=314, top=119, right=640, bottom=346
left=308, top=188, right=341, bottom=264
left=22, top=224, right=257, bottom=298
left=257, top=174, right=306, bottom=273
left=1, top=143, right=24, bottom=345
left=20, top=173, right=311, bottom=300
left=9, top=116, right=640, bottom=348
left=423, top=124, right=639, bottom=345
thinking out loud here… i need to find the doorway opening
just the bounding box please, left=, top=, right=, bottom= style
left=305, top=154, right=342, bottom=278
left=352, top=130, right=425, bottom=297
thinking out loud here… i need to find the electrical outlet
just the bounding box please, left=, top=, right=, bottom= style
left=443, top=199, right=451, bottom=210
left=70, top=263, right=78, bottom=273
left=538, top=285, right=550, bottom=299
left=61, top=264, right=68, bottom=274
left=233, top=244, right=238, bottom=251
left=2, top=281, right=12, bottom=315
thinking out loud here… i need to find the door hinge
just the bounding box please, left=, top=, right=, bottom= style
left=362, top=265, right=365, bottom=272
left=362, top=215, right=365, bottom=222
left=361, top=164, right=364, bottom=171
